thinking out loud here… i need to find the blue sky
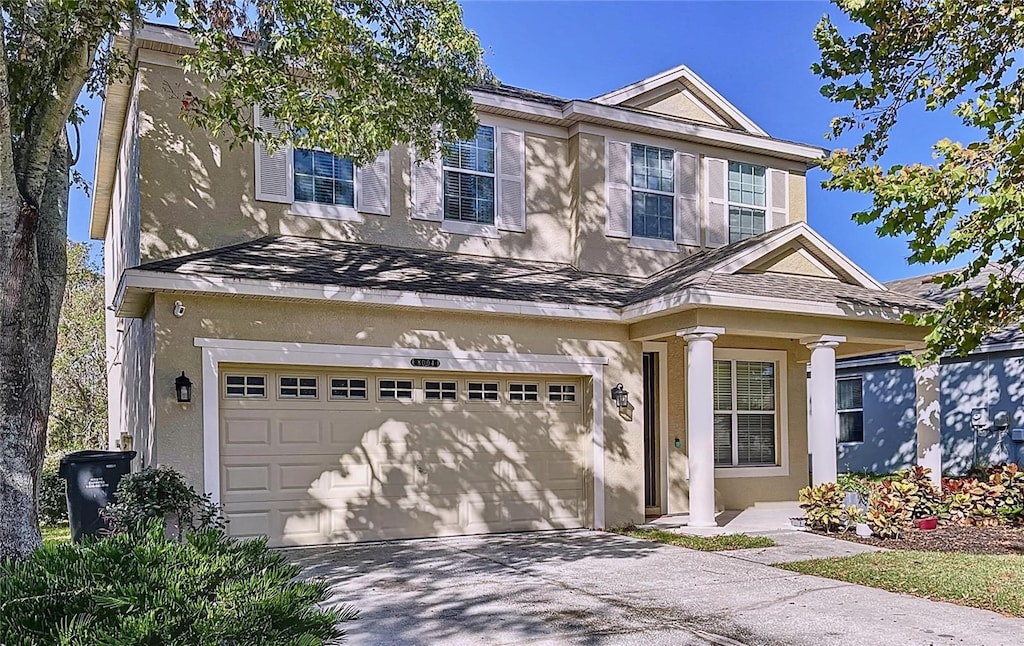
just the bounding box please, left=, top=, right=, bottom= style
left=71, top=1, right=973, bottom=282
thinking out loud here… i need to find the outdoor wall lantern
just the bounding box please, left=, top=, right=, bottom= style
left=610, top=383, right=630, bottom=410
left=175, top=371, right=193, bottom=403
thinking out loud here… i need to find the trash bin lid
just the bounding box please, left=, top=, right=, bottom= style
left=58, top=450, right=137, bottom=478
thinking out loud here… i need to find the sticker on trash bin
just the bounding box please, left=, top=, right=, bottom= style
left=85, top=476, right=107, bottom=489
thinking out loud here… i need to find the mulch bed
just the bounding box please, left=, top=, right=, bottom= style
left=816, top=525, right=1024, bottom=555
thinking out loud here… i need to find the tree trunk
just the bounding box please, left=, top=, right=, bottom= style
left=0, top=135, right=69, bottom=561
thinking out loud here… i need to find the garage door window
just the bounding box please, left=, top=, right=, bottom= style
left=548, top=384, right=576, bottom=403
left=225, top=375, right=266, bottom=398
left=379, top=379, right=413, bottom=400
left=509, top=383, right=539, bottom=402
left=468, top=382, right=499, bottom=401
left=280, top=376, right=318, bottom=399
left=330, top=377, right=367, bottom=400
left=425, top=381, right=457, bottom=401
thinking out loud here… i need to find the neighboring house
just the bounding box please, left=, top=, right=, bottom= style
left=836, top=266, right=1024, bottom=475
left=94, top=23, right=935, bottom=547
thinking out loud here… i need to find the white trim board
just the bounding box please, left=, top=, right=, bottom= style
left=195, top=338, right=608, bottom=530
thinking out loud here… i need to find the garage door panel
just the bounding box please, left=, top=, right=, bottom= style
left=221, top=367, right=586, bottom=546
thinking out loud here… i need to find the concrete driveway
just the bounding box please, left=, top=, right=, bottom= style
left=289, top=530, right=1023, bottom=645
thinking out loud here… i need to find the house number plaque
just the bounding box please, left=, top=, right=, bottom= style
left=410, top=358, right=441, bottom=368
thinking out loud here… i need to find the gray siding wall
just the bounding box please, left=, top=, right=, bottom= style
left=837, top=350, right=1024, bottom=476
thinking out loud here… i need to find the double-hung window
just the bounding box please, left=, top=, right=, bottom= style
left=631, top=144, right=675, bottom=240
left=294, top=149, right=355, bottom=207
left=837, top=376, right=865, bottom=443
left=443, top=125, right=495, bottom=225
left=727, top=162, right=766, bottom=243
left=714, top=359, right=778, bottom=467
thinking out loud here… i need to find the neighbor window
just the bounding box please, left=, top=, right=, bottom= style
left=837, top=376, right=865, bottom=443
left=509, top=383, right=539, bottom=402
left=631, top=143, right=674, bottom=240
left=279, top=376, right=318, bottom=399
left=379, top=379, right=413, bottom=400
left=548, top=383, right=577, bottom=403
left=330, top=377, right=367, bottom=400
left=225, top=375, right=266, bottom=398
left=713, top=359, right=777, bottom=467
left=293, top=149, right=355, bottom=207
left=467, top=381, right=499, bottom=402
left=425, top=381, right=458, bottom=401
left=443, top=125, right=495, bottom=224
left=727, top=161, right=766, bottom=243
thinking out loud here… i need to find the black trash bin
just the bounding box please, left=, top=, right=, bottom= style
left=58, top=450, right=137, bottom=542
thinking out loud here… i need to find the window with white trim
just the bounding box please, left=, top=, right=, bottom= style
left=837, top=376, right=865, bottom=443
left=225, top=375, right=266, bottom=398
left=279, top=376, right=318, bottom=399
left=443, top=125, right=495, bottom=225
left=330, top=377, right=367, bottom=400
left=294, top=149, right=354, bottom=207
left=713, top=359, right=777, bottom=466
left=548, top=383, right=577, bottom=403
left=379, top=379, right=413, bottom=400
left=727, top=161, right=766, bottom=243
left=631, top=144, right=674, bottom=240
left=467, top=381, right=499, bottom=402
left=425, top=380, right=457, bottom=401
left=509, top=383, right=539, bottom=402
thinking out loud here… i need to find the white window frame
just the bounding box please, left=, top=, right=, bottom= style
left=424, top=379, right=458, bottom=401
left=278, top=375, right=318, bottom=399
left=467, top=381, right=500, bottom=402
left=441, top=124, right=497, bottom=236
left=547, top=382, right=578, bottom=403
left=508, top=382, right=540, bottom=403
left=726, top=161, right=768, bottom=243
left=289, top=148, right=361, bottom=222
left=837, top=375, right=865, bottom=444
left=224, top=374, right=268, bottom=399
left=712, top=348, right=789, bottom=479
left=629, top=143, right=676, bottom=247
left=378, top=378, right=414, bottom=401
left=329, top=376, right=368, bottom=401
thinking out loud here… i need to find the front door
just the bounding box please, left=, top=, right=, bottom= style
left=643, top=352, right=661, bottom=515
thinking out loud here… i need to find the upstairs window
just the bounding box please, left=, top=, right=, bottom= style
left=837, top=377, right=865, bottom=443
left=631, top=144, right=675, bottom=241
left=727, top=162, right=766, bottom=243
left=443, top=126, right=495, bottom=225
left=293, top=149, right=355, bottom=207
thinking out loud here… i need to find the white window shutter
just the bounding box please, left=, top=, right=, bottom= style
left=356, top=150, right=391, bottom=216
left=705, top=157, right=728, bottom=247
left=411, top=148, right=443, bottom=221
left=674, top=151, right=700, bottom=246
left=605, top=140, right=631, bottom=238
left=254, top=105, right=293, bottom=204
left=769, top=168, right=788, bottom=229
left=496, top=128, right=526, bottom=232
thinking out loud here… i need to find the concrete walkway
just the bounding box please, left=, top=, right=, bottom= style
left=289, top=530, right=1023, bottom=645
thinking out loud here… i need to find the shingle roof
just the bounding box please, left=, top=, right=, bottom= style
left=134, top=231, right=934, bottom=315
left=470, top=83, right=568, bottom=108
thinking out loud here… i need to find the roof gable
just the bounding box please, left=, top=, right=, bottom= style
left=591, top=64, right=768, bottom=136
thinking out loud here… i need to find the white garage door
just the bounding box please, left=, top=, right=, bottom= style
left=219, top=365, right=587, bottom=546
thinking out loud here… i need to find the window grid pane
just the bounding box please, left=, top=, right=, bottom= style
left=735, top=361, right=775, bottom=412
left=714, top=414, right=733, bottom=465
left=736, top=414, right=776, bottom=465
left=443, top=172, right=494, bottom=224
left=549, top=384, right=576, bottom=402
left=294, top=149, right=354, bottom=207
left=225, top=375, right=266, bottom=398
left=837, top=377, right=863, bottom=410
left=632, top=192, right=674, bottom=240
left=280, top=376, right=317, bottom=399
left=379, top=379, right=413, bottom=400
left=509, top=383, right=539, bottom=402
left=425, top=381, right=457, bottom=401
left=443, top=126, right=495, bottom=173
left=330, top=378, right=367, bottom=400
left=713, top=361, right=733, bottom=410
left=468, top=382, right=499, bottom=401
left=712, top=359, right=778, bottom=467
left=728, top=206, right=766, bottom=243
left=839, top=412, right=865, bottom=443
left=728, top=162, right=766, bottom=207
left=630, top=143, right=674, bottom=241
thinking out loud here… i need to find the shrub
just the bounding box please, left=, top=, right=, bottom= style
left=888, top=466, right=944, bottom=519
left=799, top=482, right=846, bottom=532
left=38, top=456, right=67, bottom=526
left=103, top=465, right=225, bottom=539
left=867, top=480, right=915, bottom=538
left=0, top=524, right=355, bottom=645
left=837, top=472, right=876, bottom=497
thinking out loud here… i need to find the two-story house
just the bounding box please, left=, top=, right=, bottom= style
left=93, top=23, right=936, bottom=547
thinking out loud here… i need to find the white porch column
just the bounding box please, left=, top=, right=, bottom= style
left=678, top=326, right=725, bottom=528
left=915, top=361, right=942, bottom=487
left=803, top=335, right=846, bottom=486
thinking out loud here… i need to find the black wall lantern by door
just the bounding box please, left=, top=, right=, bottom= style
left=610, top=383, right=630, bottom=410
left=175, top=371, right=193, bottom=403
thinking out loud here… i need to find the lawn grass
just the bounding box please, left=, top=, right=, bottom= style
left=614, top=526, right=776, bottom=551
left=779, top=550, right=1024, bottom=617
left=40, top=524, right=70, bottom=545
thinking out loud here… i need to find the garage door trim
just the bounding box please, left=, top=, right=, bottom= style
left=195, top=337, right=610, bottom=529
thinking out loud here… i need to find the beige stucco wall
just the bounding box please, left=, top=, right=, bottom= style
left=146, top=293, right=647, bottom=529
left=635, top=90, right=726, bottom=126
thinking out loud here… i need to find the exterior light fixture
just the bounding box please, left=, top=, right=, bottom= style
left=175, top=371, right=193, bottom=403
left=610, top=383, right=629, bottom=410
